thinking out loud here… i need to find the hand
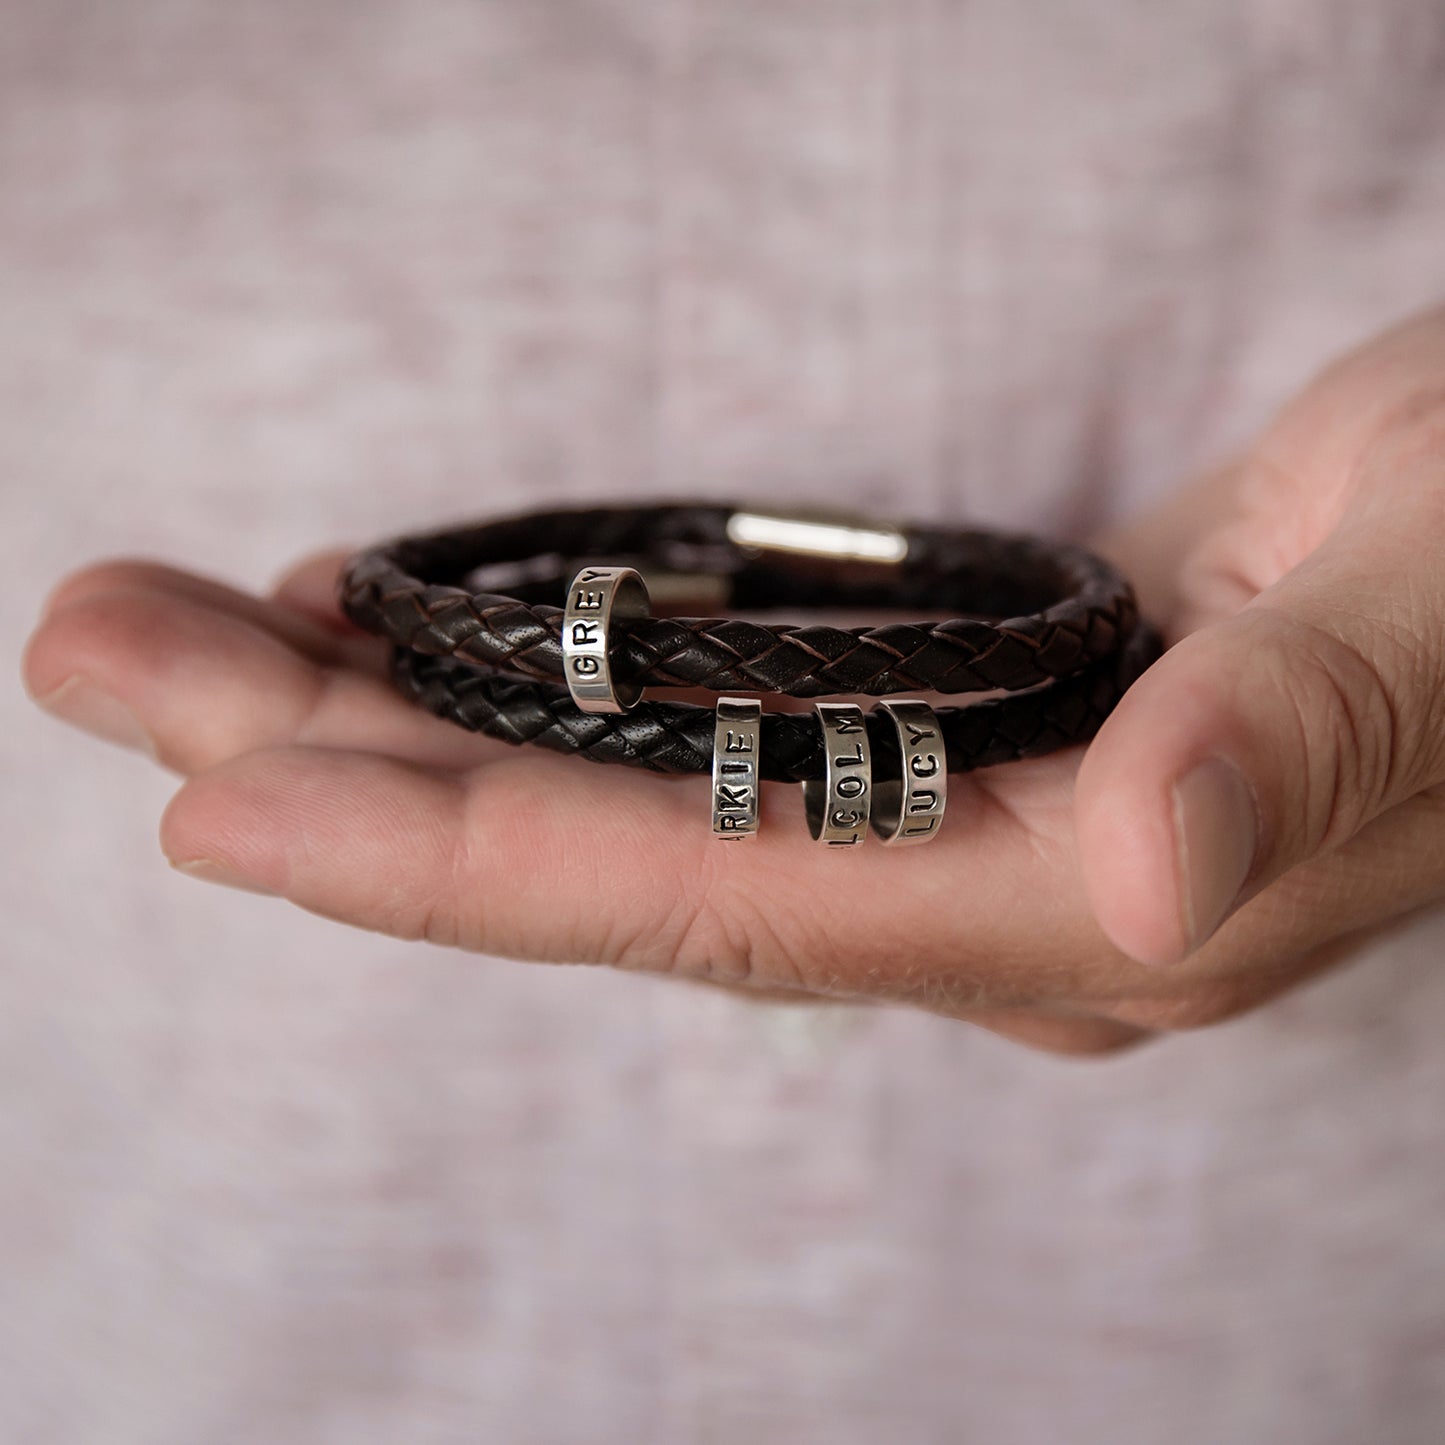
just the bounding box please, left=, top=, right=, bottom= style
left=23, top=307, right=1445, bottom=1054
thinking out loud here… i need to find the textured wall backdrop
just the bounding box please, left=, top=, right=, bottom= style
left=4, top=2, right=1445, bottom=1442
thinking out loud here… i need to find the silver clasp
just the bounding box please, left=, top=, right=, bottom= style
left=726, top=506, right=908, bottom=565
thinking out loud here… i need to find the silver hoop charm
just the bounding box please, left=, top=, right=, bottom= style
left=871, top=700, right=947, bottom=845
left=803, top=702, right=872, bottom=847
left=562, top=566, right=650, bottom=713
left=711, top=697, right=762, bottom=839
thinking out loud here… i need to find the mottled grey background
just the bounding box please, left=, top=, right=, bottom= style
left=4, top=3, right=1445, bottom=1442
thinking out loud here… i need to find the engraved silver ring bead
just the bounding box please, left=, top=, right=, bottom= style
left=871, top=700, right=948, bottom=845
left=803, top=702, right=873, bottom=847
left=711, top=697, right=762, bottom=839
left=561, top=565, right=651, bottom=714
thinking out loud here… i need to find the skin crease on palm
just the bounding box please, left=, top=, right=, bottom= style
left=22, top=307, right=1445, bottom=1056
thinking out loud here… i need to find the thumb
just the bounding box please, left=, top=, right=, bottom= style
left=1077, top=467, right=1445, bottom=967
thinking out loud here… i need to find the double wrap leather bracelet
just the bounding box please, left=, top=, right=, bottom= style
left=340, top=503, right=1163, bottom=846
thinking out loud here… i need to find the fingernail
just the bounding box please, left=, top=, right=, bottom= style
left=36, top=676, right=155, bottom=756
left=171, top=858, right=278, bottom=897
left=1172, top=757, right=1259, bottom=957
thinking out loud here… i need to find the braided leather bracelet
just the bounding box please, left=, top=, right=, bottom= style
left=340, top=502, right=1143, bottom=698
left=390, top=624, right=1162, bottom=782
left=345, top=503, right=1160, bottom=844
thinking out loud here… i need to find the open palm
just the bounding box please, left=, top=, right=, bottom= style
left=26, top=308, right=1445, bottom=1054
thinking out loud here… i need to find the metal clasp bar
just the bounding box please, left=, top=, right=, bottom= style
left=725, top=506, right=908, bottom=564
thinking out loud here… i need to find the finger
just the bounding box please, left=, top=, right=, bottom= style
left=1096, top=778, right=1445, bottom=1030
left=157, top=741, right=1011, bottom=987
left=153, top=724, right=1152, bottom=1029
left=162, top=736, right=1153, bottom=1050
left=269, top=548, right=370, bottom=635
left=1079, top=429, right=1445, bottom=966
left=25, top=580, right=505, bottom=773
left=160, top=745, right=735, bottom=969
left=1092, top=460, right=1251, bottom=633
left=42, top=558, right=366, bottom=666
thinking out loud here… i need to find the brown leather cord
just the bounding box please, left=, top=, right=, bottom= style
left=387, top=623, right=1164, bottom=782
left=341, top=503, right=1146, bottom=698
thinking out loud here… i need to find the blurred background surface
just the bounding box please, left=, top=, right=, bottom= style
left=4, top=2, right=1445, bottom=1441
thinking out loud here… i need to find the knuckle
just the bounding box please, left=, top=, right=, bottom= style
left=658, top=858, right=809, bottom=992
left=1364, top=378, right=1445, bottom=464
left=606, top=874, right=739, bottom=980
left=568, top=815, right=770, bottom=985
left=1264, top=610, right=1412, bottom=847
left=373, top=887, right=459, bottom=949
left=452, top=761, right=773, bottom=976
left=1258, top=319, right=1445, bottom=516
left=615, top=843, right=832, bottom=995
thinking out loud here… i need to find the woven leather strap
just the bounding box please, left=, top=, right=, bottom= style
left=388, top=624, right=1163, bottom=782
left=341, top=503, right=1144, bottom=698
